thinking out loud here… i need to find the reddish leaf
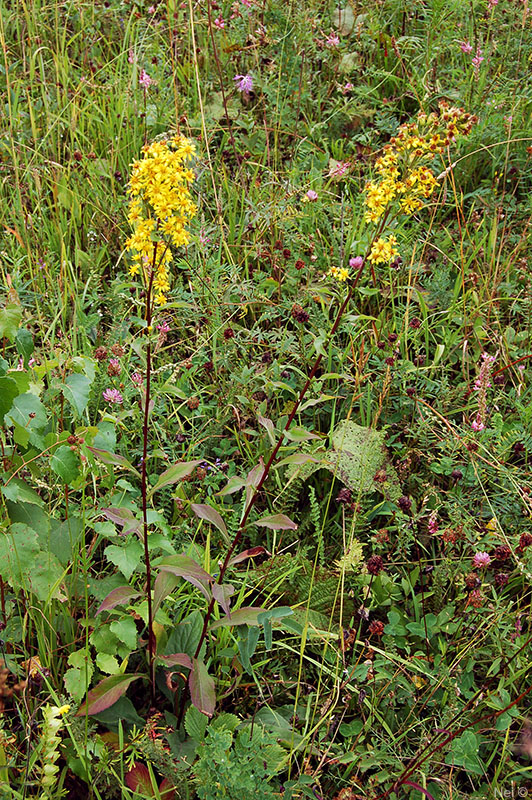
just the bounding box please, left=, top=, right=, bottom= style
left=160, top=779, right=176, bottom=800
left=402, top=782, right=436, bottom=800
left=156, top=653, right=193, bottom=670
left=210, top=606, right=265, bottom=630
left=211, top=583, right=235, bottom=615
left=148, top=461, right=202, bottom=498
left=189, top=658, right=215, bottom=717
left=125, top=763, right=155, bottom=797
left=100, top=507, right=142, bottom=536
left=191, top=503, right=228, bottom=542
left=228, top=546, right=269, bottom=567
left=254, top=513, right=298, bottom=530
left=96, top=586, right=142, bottom=615
left=87, top=447, right=140, bottom=477
left=76, top=674, right=143, bottom=716
left=155, top=554, right=213, bottom=602
left=153, top=570, right=180, bottom=615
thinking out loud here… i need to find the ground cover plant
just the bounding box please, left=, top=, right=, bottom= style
left=0, top=0, right=532, bottom=797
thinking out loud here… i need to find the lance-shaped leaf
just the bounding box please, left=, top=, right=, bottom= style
left=153, top=570, right=180, bottom=615
left=76, top=673, right=143, bottom=716
left=96, top=586, right=142, bottom=615
left=245, top=458, right=265, bottom=507
left=191, top=503, right=228, bottom=543
left=125, top=763, right=156, bottom=797
left=273, top=453, right=321, bottom=469
left=210, top=606, right=265, bottom=630
left=155, top=554, right=213, bottom=602
left=148, top=461, right=202, bottom=498
left=211, top=583, right=235, bottom=616
left=217, top=475, right=246, bottom=497
left=189, top=658, right=215, bottom=717
left=257, top=414, right=276, bottom=445
left=227, top=546, right=269, bottom=568
left=87, top=447, right=140, bottom=477
left=254, top=513, right=298, bottom=530
left=101, top=507, right=142, bottom=537
left=156, top=653, right=193, bottom=670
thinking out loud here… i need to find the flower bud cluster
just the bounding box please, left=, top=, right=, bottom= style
left=38, top=704, right=70, bottom=798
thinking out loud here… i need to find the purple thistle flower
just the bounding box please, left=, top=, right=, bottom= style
left=103, top=388, right=124, bottom=405
left=234, top=73, right=253, bottom=93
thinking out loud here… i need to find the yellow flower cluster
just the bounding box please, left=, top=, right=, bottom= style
left=328, top=265, right=350, bottom=282
left=126, top=136, right=196, bottom=305
left=368, top=236, right=399, bottom=265
left=364, top=103, right=477, bottom=224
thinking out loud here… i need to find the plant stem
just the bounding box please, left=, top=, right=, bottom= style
left=142, top=246, right=158, bottom=705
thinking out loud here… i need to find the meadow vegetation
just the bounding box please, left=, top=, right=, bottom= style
left=0, top=0, right=532, bottom=797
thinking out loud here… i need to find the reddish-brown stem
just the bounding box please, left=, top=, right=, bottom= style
left=142, top=244, right=158, bottom=705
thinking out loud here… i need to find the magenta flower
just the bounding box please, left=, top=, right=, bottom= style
left=349, top=256, right=364, bottom=269
left=139, top=69, right=154, bottom=89
left=214, top=16, right=225, bottom=29
left=157, top=320, right=170, bottom=333
left=471, top=415, right=485, bottom=432
left=342, top=82, right=354, bottom=94
left=131, top=372, right=143, bottom=386
left=473, top=551, right=491, bottom=569
left=329, top=161, right=351, bottom=178
left=459, top=40, right=473, bottom=54
left=103, top=388, right=124, bottom=405
left=234, top=73, right=253, bottom=93
left=325, top=32, right=340, bottom=48
left=472, top=47, right=484, bottom=70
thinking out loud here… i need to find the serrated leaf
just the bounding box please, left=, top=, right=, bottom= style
left=190, top=503, right=228, bottom=542
left=96, top=586, right=142, bottom=615
left=109, top=616, right=138, bottom=651
left=5, top=392, right=47, bottom=447
left=104, top=540, right=144, bottom=580
left=189, top=658, right=215, bottom=717
left=64, top=649, right=94, bottom=702
left=76, top=673, right=143, bottom=716
left=0, top=523, right=65, bottom=601
left=254, top=514, right=298, bottom=530
left=185, top=704, right=209, bottom=742
left=96, top=652, right=120, bottom=675
left=87, top=447, right=141, bottom=477
left=50, top=445, right=81, bottom=484
left=148, top=461, right=201, bottom=498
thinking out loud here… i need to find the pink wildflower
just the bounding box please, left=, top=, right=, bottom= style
left=349, top=256, right=364, bottom=269
left=148, top=4, right=156, bottom=12
left=131, top=373, right=143, bottom=386
left=214, top=16, right=225, bottom=29
left=487, top=0, right=498, bottom=7
left=472, top=47, right=484, bottom=71
left=139, top=69, right=154, bottom=89
left=128, top=49, right=136, bottom=64
left=241, top=0, right=252, bottom=6
left=428, top=513, right=439, bottom=536
left=157, top=320, right=170, bottom=333
left=459, top=40, right=473, bottom=54
left=103, top=388, right=124, bottom=405
left=326, top=32, right=340, bottom=48
left=234, top=73, right=253, bottom=93
left=342, top=82, right=354, bottom=94
left=305, top=189, right=318, bottom=201
left=471, top=415, right=485, bottom=432
left=473, top=551, right=491, bottom=569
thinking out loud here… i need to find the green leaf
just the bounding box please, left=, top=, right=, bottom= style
left=189, top=658, right=215, bottom=717
left=76, top=673, right=144, bottom=716
left=104, top=540, right=144, bottom=580
left=155, top=554, right=213, bottom=601
left=254, top=514, right=297, bottom=530
left=95, top=652, right=120, bottom=675
left=210, top=607, right=265, bottom=630
left=0, top=377, right=20, bottom=419
left=185, top=704, right=209, bottom=742
left=15, top=328, right=34, bottom=367
left=1, top=478, right=43, bottom=507
left=61, top=373, right=91, bottom=418
left=87, top=447, right=141, bottom=477
left=190, top=503, right=228, bottom=542
left=50, top=445, right=81, bottom=484
left=0, top=304, right=22, bottom=341
left=96, top=586, right=142, bottom=615
left=0, top=523, right=65, bottom=602
left=101, top=507, right=142, bottom=536
left=165, top=610, right=205, bottom=658
left=5, top=393, right=47, bottom=447
left=109, top=617, right=138, bottom=651
left=148, top=460, right=202, bottom=498
left=64, top=649, right=94, bottom=702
